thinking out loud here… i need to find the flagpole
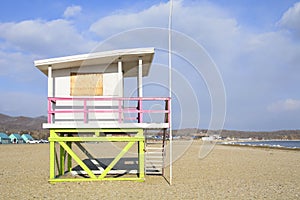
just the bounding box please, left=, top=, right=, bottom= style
left=168, top=0, right=173, bottom=186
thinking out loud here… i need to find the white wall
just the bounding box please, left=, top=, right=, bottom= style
left=50, top=65, right=124, bottom=122
left=52, top=65, right=121, bottom=97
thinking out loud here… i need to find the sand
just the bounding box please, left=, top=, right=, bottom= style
left=1, top=141, right=300, bottom=199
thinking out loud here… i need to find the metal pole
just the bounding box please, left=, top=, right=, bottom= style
left=168, top=0, right=173, bottom=185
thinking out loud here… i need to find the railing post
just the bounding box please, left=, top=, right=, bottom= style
left=138, top=98, right=143, bottom=123
left=168, top=98, right=171, bottom=127
left=164, top=99, right=169, bottom=125
left=48, top=98, right=51, bottom=123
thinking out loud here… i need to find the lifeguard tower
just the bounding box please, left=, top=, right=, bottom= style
left=35, top=48, right=170, bottom=182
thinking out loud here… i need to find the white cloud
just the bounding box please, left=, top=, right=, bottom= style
left=90, top=1, right=239, bottom=46
left=0, top=16, right=97, bottom=118
left=267, top=99, right=300, bottom=112
left=0, top=19, right=96, bottom=56
left=278, top=2, right=300, bottom=35
left=88, top=0, right=300, bottom=130
left=89, top=1, right=240, bottom=64
left=0, top=0, right=299, bottom=129
left=63, top=5, right=82, bottom=18
left=90, top=2, right=169, bottom=38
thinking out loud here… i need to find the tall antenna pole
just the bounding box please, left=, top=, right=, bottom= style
left=168, top=0, right=173, bottom=186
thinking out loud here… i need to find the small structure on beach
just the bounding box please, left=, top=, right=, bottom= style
left=9, top=133, right=24, bottom=144
left=35, top=48, right=170, bottom=182
left=21, top=134, right=34, bottom=143
left=0, top=133, right=11, bottom=144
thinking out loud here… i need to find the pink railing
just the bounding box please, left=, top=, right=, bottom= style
left=48, top=97, right=170, bottom=125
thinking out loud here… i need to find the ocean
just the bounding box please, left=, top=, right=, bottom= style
left=226, top=140, right=300, bottom=149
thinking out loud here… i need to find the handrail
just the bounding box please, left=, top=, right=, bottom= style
left=47, top=97, right=170, bottom=125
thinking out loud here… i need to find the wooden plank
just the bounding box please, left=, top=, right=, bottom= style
left=49, top=136, right=144, bottom=142
left=49, top=177, right=144, bottom=183
left=70, top=73, right=103, bottom=96
left=71, top=169, right=138, bottom=175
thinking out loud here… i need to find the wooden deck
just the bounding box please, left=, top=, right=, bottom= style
left=43, top=122, right=169, bottom=129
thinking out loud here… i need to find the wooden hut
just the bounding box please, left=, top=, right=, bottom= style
left=34, top=48, right=170, bottom=182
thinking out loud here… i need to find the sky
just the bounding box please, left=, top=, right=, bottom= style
left=0, top=0, right=300, bottom=131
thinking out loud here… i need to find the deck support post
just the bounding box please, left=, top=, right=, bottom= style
left=49, top=129, right=55, bottom=180
left=138, top=139, right=145, bottom=179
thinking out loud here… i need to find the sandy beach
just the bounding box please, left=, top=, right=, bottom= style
left=1, top=140, right=300, bottom=199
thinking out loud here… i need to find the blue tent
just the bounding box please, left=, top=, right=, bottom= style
left=21, top=134, right=34, bottom=143
left=9, top=133, right=24, bottom=144
left=0, top=133, right=11, bottom=144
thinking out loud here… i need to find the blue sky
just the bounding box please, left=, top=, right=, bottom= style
left=0, top=0, right=299, bottom=131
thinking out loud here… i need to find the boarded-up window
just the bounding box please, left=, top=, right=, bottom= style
left=70, top=73, right=103, bottom=96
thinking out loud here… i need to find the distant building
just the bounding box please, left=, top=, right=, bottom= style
left=9, top=133, right=24, bottom=144
left=0, top=133, right=11, bottom=144
left=202, top=136, right=214, bottom=141
left=192, top=133, right=207, bottom=139
left=21, top=134, right=34, bottom=143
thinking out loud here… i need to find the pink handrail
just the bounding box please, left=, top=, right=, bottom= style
left=47, top=97, right=170, bottom=125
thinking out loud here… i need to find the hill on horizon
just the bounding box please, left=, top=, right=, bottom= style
left=0, top=113, right=48, bottom=139
left=0, top=113, right=299, bottom=140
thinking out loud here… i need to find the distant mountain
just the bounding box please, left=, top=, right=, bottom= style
left=219, top=129, right=300, bottom=140
left=1, top=113, right=299, bottom=140
left=0, top=113, right=47, bottom=133
left=171, top=128, right=300, bottom=140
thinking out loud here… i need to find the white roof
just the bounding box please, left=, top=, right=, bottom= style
left=34, top=47, right=155, bottom=77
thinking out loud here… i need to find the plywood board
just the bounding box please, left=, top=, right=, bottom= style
left=70, top=73, right=103, bottom=96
